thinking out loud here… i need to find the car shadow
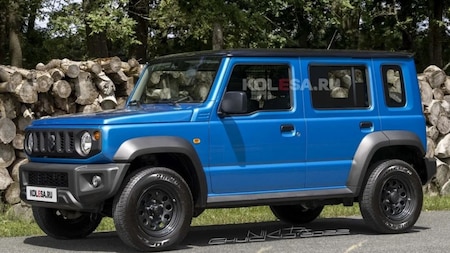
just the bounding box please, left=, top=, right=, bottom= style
left=23, top=216, right=429, bottom=252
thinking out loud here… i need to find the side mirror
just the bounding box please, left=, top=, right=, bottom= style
left=220, top=91, right=248, bottom=115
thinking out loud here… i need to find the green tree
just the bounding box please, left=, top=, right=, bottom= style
left=1, top=0, right=450, bottom=68
left=47, top=0, right=137, bottom=59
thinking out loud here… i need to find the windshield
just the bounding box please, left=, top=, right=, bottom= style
left=130, top=56, right=222, bottom=105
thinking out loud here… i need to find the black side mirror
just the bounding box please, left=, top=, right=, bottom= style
left=220, top=91, right=248, bottom=115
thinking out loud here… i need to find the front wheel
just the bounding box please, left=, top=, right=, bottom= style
left=32, top=207, right=102, bottom=239
left=270, top=204, right=324, bottom=224
left=359, top=159, right=423, bottom=233
left=113, top=167, right=193, bottom=251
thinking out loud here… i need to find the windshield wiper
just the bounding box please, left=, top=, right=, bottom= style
left=171, top=96, right=190, bottom=105
left=156, top=96, right=191, bottom=106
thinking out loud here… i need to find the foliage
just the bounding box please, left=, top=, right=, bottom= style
left=1, top=0, right=450, bottom=69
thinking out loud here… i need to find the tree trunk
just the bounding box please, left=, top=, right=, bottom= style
left=128, top=0, right=149, bottom=62
left=428, top=0, right=444, bottom=67
left=212, top=22, right=224, bottom=50
left=0, top=9, right=6, bottom=64
left=83, top=0, right=109, bottom=58
left=398, top=0, right=414, bottom=51
left=8, top=1, right=22, bottom=67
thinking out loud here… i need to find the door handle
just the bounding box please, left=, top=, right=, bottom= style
left=360, top=121, right=373, bottom=129
left=281, top=124, right=295, bottom=132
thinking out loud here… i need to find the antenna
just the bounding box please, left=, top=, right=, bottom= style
left=327, top=30, right=339, bottom=50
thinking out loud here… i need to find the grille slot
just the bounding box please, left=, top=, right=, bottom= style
left=28, top=171, right=68, bottom=188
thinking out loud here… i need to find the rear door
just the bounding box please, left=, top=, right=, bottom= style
left=301, top=58, right=381, bottom=189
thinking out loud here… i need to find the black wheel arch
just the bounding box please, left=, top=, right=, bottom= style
left=348, top=130, right=430, bottom=196
left=113, top=136, right=207, bottom=216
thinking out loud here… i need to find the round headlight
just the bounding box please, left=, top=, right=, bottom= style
left=25, top=133, right=34, bottom=154
left=80, top=132, right=92, bottom=155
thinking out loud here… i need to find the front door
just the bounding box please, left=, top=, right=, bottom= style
left=208, top=58, right=306, bottom=195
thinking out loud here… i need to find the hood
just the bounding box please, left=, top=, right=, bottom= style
left=30, top=105, right=196, bottom=126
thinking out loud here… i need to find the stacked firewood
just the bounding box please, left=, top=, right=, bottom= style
left=2, top=61, right=450, bottom=209
left=0, top=57, right=142, bottom=207
left=420, top=65, right=450, bottom=196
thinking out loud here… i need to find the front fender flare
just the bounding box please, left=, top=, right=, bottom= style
left=113, top=136, right=207, bottom=213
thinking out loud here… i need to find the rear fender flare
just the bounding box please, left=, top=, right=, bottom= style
left=347, top=131, right=425, bottom=195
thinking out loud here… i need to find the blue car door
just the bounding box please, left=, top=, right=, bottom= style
left=208, top=57, right=306, bottom=196
left=301, top=58, right=381, bottom=189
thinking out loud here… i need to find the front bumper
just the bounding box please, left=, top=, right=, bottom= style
left=19, top=162, right=129, bottom=212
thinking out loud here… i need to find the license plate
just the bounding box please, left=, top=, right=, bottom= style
left=26, top=186, right=57, bottom=203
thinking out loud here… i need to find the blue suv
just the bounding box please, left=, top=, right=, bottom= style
left=20, top=49, right=436, bottom=251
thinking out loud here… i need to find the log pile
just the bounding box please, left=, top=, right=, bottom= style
left=1, top=60, right=450, bottom=213
left=421, top=65, right=450, bottom=196
left=0, top=57, right=141, bottom=208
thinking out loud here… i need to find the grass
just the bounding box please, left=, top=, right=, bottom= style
left=1, top=195, right=450, bottom=238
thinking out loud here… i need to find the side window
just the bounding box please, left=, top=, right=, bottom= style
left=309, top=65, right=369, bottom=109
left=226, top=64, right=291, bottom=113
left=382, top=65, right=405, bottom=107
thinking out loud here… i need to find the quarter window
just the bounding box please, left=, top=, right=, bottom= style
left=382, top=65, right=405, bottom=107
left=309, top=65, right=369, bottom=109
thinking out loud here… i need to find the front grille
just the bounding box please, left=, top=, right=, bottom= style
left=33, top=131, right=75, bottom=155
left=26, top=129, right=101, bottom=158
left=28, top=171, right=68, bottom=188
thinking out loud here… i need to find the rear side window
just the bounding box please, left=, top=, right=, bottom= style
left=309, top=65, right=369, bottom=109
left=382, top=65, right=405, bottom=107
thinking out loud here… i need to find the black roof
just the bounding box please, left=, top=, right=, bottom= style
left=154, top=48, right=414, bottom=60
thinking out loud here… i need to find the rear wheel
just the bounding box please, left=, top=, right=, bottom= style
left=32, top=207, right=102, bottom=239
left=270, top=204, right=324, bottom=224
left=360, top=159, right=423, bottom=233
left=113, top=167, right=193, bottom=251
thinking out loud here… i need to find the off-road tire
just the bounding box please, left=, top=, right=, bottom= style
left=32, top=207, right=102, bottom=239
left=360, top=159, right=423, bottom=233
left=113, top=167, right=193, bottom=251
